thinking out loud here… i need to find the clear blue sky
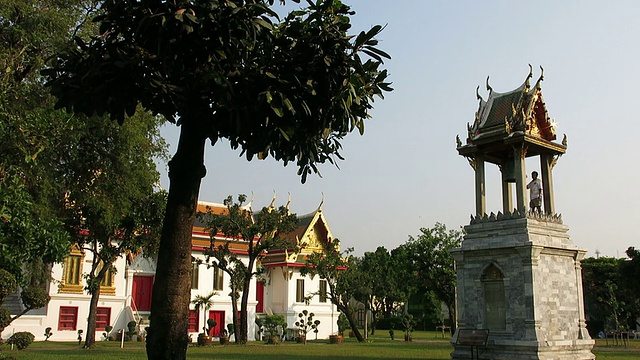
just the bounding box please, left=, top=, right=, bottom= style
left=160, top=1, right=640, bottom=258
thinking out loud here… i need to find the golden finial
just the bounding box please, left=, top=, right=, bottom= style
left=537, top=66, right=544, bottom=84
left=562, top=134, right=567, bottom=146
left=285, top=192, right=291, bottom=210
left=486, top=76, right=492, bottom=92
left=269, top=190, right=276, bottom=209
left=476, top=85, right=483, bottom=101
left=456, top=135, right=462, bottom=148
left=317, top=193, right=324, bottom=211
left=525, top=64, right=533, bottom=90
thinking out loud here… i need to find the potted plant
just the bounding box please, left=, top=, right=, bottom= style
left=400, top=314, right=415, bottom=342
left=294, top=310, right=319, bottom=344
left=191, top=291, right=217, bottom=346
left=329, top=313, right=348, bottom=344
left=262, top=314, right=287, bottom=344
left=226, top=323, right=235, bottom=342
left=207, top=319, right=217, bottom=336
left=218, top=328, right=229, bottom=345
left=102, top=325, right=113, bottom=341
left=44, top=327, right=53, bottom=341
left=126, top=320, right=138, bottom=341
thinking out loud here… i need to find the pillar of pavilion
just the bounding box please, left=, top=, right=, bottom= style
left=450, top=67, right=594, bottom=360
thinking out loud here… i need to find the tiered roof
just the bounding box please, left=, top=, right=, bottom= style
left=190, top=198, right=337, bottom=265
left=458, top=66, right=566, bottom=163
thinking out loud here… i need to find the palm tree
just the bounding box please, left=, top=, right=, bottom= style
left=191, top=291, right=217, bottom=336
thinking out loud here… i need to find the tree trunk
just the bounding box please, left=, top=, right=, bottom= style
left=84, top=285, right=101, bottom=348
left=230, top=290, right=239, bottom=344
left=336, top=303, right=364, bottom=342
left=84, top=261, right=110, bottom=349
left=146, top=119, right=207, bottom=360
left=238, top=262, right=253, bottom=344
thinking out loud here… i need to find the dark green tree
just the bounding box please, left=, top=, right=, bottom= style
left=301, top=242, right=366, bottom=342
left=44, top=1, right=391, bottom=358
left=402, top=223, right=462, bottom=332
left=621, top=246, right=640, bottom=329
left=582, top=256, right=638, bottom=333
left=357, top=246, right=416, bottom=335
left=199, top=195, right=298, bottom=344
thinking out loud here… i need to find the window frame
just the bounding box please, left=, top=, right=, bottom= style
left=213, top=267, right=224, bottom=291
left=296, top=279, right=305, bottom=303
left=59, top=245, right=85, bottom=294
left=98, top=261, right=116, bottom=296
left=191, top=262, right=199, bottom=290
left=319, top=279, right=327, bottom=303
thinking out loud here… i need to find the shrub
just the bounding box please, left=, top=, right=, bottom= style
left=261, top=314, right=287, bottom=344
left=20, top=286, right=50, bottom=310
left=7, top=331, right=35, bottom=350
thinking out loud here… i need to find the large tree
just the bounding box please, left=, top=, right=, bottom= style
left=44, top=1, right=391, bottom=358
left=199, top=194, right=298, bottom=344
left=402, top=223, right=462, bottom=332
left=357, top=246, right=416, bottom=335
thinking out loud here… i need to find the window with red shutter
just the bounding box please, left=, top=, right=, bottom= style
left=96, top=307, right=111, bottom=331
left=188, top=309, right=198, bottom=333
left=58, top=306, right=78, bottom=330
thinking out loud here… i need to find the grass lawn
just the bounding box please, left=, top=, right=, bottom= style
left=1, top=331, right=638, bottom=359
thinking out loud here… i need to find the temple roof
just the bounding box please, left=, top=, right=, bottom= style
left=262, top=204, right=337, bottom=267
left=458, top=66, right=566, bottom=163
left=191, top=198, right=337, bottom=266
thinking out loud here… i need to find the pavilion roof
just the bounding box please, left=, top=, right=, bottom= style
left=458, top=66, right=566, bottom=163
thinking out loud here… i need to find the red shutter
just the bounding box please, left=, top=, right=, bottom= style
left=58, top=306, right=78, bottom=330
left=96, top=307, right=111, bottom=331
left=256, top=282, right=264, bottom=313
left=188, top=309, right=199, bottom=333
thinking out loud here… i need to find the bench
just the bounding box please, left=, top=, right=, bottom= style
left=455, top=329, right=489, bottom=360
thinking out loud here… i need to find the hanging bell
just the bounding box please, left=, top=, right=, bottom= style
left=502, top=158, right=516, bottom=183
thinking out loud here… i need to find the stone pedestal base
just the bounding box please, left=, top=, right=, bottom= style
left=451, top=214, right=594, bottom=360
left=451, top=338, right=595, bottom=360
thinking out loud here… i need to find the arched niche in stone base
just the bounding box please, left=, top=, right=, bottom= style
left=482, top=263, right=506, bottom=331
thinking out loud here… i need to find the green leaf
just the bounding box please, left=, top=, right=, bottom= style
left=272, top=106, right=284, bottom=117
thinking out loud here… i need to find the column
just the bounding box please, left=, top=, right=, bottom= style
left=475, top=153, right=486, bottom=216
left=501, top=175, right=513, bottom=213
left=513, top=146, right=527, bottom=213
left=539, top=153, right=555, bottom=214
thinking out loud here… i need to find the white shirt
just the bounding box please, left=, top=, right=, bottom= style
left=527, top=178, right=542, bottom=199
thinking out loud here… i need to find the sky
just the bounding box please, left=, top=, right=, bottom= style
left=159, top=1, right=640, bottom=258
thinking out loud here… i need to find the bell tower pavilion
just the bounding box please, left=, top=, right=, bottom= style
left=451, top=67, right=594, bottom=360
